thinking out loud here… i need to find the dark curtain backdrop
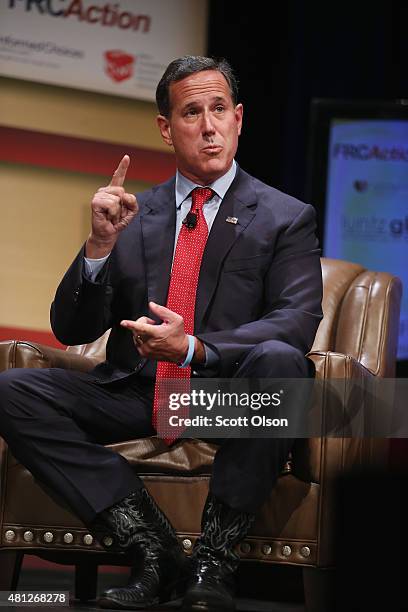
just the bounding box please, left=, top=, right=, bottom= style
left=208, top=1, right=407, bottom=212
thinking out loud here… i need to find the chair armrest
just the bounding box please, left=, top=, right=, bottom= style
left=0, top=341, right=98, bottom=524
left=0, top=341, right=98, bottom=373
left=309, top=349, right=375, bottom=380
left=304, top=350, right=389, bottom=475
left=301, top=350, right=389, bottom=566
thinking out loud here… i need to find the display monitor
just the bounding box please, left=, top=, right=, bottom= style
left=307, top=99, right=408, bottom=360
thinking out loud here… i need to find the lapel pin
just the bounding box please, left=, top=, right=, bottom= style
left=226, top=216, right=238, bottom=225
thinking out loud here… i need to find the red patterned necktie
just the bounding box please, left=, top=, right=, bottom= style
left=152, top=187, right=213, bottom=443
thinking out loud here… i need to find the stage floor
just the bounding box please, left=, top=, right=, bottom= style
left=11, top=561, right=305, bottom=611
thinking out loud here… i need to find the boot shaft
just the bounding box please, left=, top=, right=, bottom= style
left=197, top=493, right=255, bottom=559
left=193, top=493, right=255, bottom=575
left=89, top=487, right=179, bottom=553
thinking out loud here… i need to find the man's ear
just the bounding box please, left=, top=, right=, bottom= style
left=157, top=115, right=173, bottom=146
left=235, top=103, right=243, bottom=137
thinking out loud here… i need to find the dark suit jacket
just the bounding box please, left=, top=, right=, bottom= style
left=51, top=166, right=323, bottom=381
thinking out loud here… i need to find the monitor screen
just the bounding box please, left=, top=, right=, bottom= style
left=308, top=100, right=408, bottom=359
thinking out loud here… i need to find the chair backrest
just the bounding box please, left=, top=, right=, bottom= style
left=312, top=258, right=402, bottom=376
left=67, top=258, right=402, bottom=377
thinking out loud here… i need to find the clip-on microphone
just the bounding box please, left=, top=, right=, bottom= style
left=182, top=211, right=198, bottom=229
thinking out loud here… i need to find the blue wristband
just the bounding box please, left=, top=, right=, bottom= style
left=178, top=335, right=195, bottom=368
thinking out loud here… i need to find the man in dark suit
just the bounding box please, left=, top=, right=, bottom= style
left=0, top=56, right=322, bottom=611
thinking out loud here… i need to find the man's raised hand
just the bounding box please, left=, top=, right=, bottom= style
left=86, top=155, right=138, bottom=258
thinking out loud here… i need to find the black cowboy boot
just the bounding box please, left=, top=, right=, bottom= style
left=89, top=487, right=188, bottom=609
left=182, top=493, right=255, bottom=612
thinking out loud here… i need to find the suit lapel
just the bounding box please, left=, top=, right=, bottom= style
left=195, top=168, right=257, bottom=331
left=140, top=178, right=176, bottom=311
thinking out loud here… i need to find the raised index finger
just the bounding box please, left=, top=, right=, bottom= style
left=109, top=154, right=130, bottom=187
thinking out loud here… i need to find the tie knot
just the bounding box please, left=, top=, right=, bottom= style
left=191, top=187, right=213, bottom=210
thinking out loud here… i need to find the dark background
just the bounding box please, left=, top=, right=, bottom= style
left=208, top=0, right=407, bottom=227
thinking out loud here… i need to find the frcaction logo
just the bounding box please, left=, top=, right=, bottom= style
left=333, top=142, right=408, bottom=162
left=7, top=0, right=151, bottom=32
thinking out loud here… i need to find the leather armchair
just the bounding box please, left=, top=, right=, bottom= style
left=0, top=258, right=402, bottom=610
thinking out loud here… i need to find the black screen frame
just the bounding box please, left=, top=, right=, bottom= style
left=306, top=98, right=408, bottom=249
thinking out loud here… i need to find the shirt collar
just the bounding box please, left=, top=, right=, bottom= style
left=175, top=160, right=237, bottom=209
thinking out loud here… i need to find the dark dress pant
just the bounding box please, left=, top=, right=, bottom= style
left=0, top=340, right=311, bottom=523
left=209, top=339, right=312, bottom=511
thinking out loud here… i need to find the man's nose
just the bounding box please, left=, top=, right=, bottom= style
left=201, top=111, right=216, bottom=135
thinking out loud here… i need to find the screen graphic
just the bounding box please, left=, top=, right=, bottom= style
left=324, top=119, right=408, bottom=358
